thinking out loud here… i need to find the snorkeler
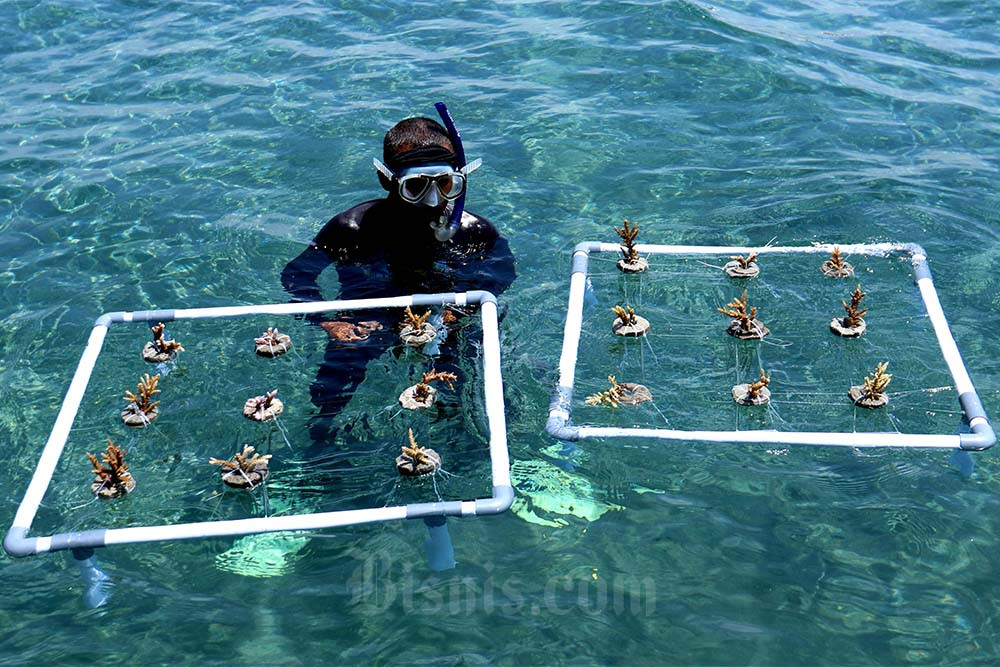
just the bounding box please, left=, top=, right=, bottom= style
left=281, top=104, right=516, bottom=440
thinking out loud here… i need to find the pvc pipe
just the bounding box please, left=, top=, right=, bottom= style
left=592, top=242, right=921, bottom=258
left=546, top=402, right=579, bottom=441
left=72, top=548, right=111, bottom=609
left=545, top=242, right=989, bottom=452
left=474, top=485, right=514, bottom=515
left=915, top=276, right=976, bottom=396
left=423, top=516, right=456, bottom=571
left=575, top=427, right=959, bottom=448
left=107, top=506, right=410, bottom=545
left=557, top=249, right=591, bottom=391
left=961, top=416, right=996, bottom=451
left=109, top=294, right=482, bottom=325
left=479, top=295, right=512, bottom=489
left=5, top=290, right=515, bottom=558
left=909, top=262, right=993, bottom=450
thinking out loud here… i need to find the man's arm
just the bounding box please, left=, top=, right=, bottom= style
left=470, top=235, right=516, bottom=298
left=280, top=243, right=334, bottom=304
left=280, top=203, right=371, bottom=303
left=449, top=212, right=517, bottom=298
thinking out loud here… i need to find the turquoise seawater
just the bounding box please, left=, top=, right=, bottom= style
left=2, top=1, right=999, bottom=664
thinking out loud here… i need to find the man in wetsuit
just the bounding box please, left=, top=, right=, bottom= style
left=281, top=108, right=515, bottom=440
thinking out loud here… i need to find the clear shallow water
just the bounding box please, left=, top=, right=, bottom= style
left=2, top=1, right=999, bottom=665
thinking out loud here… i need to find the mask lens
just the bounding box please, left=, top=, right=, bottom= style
left=434, top=173, right=465, bottom=201
left=400, top=176, right=430, bottom=202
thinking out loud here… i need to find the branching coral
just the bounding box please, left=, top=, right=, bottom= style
left=399, top=306, right=437, bottom=347
left=586, top=375, right=628, bottom=408
left=746, top=369, right=770, bottom=400
left=611, top=304, right=650, bottom=336
left=124, top=373, right=160, bottom=413
left=829, top=247, right=847, bottom=271
left=401, top=306, right=432, bottom=331
left=821, top=246, right=854, bottom=277
left=414, top=369, right=458, bottom=401
left=830, top=283, right=868, bottom=337
left=87, top=440, right=135, bottom=498
left=730, top=253, right=758, bottom=269
left=723, top=251, right=760, bottom=278
left=841, top=284, right=868, bottom=328
left=862, top=362, right=892, bottom=399
left=612, top=305, right=637, bottom=327
left=584, top=375, right=652, bottom=407
left=149, top=322, right=184, bottom=354
left=613, top=219, right=648, bottom=272
left=614, top=219, right=640, bottom=262
left=400, top=369, right=459, bottom=410
left=401, top=429, right=431, bottom=465
left=849, top=361, right=892, bottom=408
left=719, top=290, right=769, bottom=339
left=396, top=428, right=441, bottom=476
left=122, top=373, right=161, bottom=426
left=732, top=368, right=772, bottom=405
left=210, top=444, right=272, bottom=489
left=718, top=290, right=756, bottom=326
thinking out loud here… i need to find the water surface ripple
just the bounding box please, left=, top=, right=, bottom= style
left=2, top=1, right=999, bottom=665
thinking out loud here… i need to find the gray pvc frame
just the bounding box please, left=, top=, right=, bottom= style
left=546, top=242, right=994, bottom=451
left=5, top=291, right=512, bottom=558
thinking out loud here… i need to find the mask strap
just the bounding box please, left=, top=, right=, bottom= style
left=373, top=158, right=395, bottom=180
left=461, top=158, right=482, bottom=176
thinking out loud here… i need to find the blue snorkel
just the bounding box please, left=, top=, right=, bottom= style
left=434, top=102, right=467, bottom=242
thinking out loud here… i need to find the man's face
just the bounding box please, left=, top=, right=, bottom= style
left=394, top=163, right=465, bottom=211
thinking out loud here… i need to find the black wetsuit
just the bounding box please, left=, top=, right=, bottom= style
left=281, top=196, right=516, bottom=440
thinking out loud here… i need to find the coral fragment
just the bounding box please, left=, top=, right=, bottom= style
left=255, top=327, right=293, bottom=357
left=821, top=246, right=855, bottom=278
left=585, top=375, right=652, bottom=407
left=243, top=389, right=284, bottom=422
left=143, top=322, right=184, bottom=363
left=849, top=361, right=892, bottom=408
left=210, top=444, right=272, bottom=489
left=614, top=219, right=648, bottom=273
left=396, top=429, right=441, bottom=476
left=87, top=440, right=136, bottom=498
left=718, top=290, right=769, bottom=339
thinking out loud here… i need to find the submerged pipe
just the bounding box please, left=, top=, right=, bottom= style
left=546, top=385, right=579, bottom=441
left=423, top=516, right=456, bottom=571
left=959, top=391, right=996, bottom=450
left=72, top=547, right=111, bottom=609
left=961, top=420, right=996, bottom=451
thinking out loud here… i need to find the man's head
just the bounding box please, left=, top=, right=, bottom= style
left=382, top=117, right=458, bottom=173
left=375, top=117, right=467, bottom=210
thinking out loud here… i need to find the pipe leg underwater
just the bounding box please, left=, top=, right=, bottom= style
left=72, top=547, right=111, bottom=609
left=423, top=516, right=456, bottom=572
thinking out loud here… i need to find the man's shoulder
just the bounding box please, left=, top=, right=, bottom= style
left=322, top=200, right=382, bottom=233
left=313, top=200, right=383, bottom=254
left=456, top=209, right=501, bottom=242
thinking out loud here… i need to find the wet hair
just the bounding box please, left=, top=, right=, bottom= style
left=382, top=117, right=458, bottom=172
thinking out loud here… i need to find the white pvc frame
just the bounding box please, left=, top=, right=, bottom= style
left=546, top=242, right=994, bottom=451
left=5, top=291, right=512, bottom=558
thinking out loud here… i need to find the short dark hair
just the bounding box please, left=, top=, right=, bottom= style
left=383, top=117, right=454, bottom=163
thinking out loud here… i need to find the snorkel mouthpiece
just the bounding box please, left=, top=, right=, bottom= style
left=433, top=102, right=466, bottom=242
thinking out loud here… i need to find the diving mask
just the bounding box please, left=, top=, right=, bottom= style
left=374, top=158, right=482, bottom=207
